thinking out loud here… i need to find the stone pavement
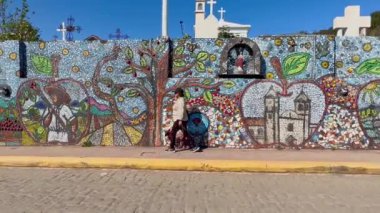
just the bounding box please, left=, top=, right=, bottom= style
left=1, top=146, right=380, bottom=174
left=0, top=168, right=380, bottom=213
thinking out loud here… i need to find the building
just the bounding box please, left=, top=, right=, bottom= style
left=247, top=86, right=317, bottom=145
left=333, top=6, right=371, bottom=36
left=194, top=0, right=251, bottom=38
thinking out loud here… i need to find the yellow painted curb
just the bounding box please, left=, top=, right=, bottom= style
left=0, top=156, right=380, bottom=174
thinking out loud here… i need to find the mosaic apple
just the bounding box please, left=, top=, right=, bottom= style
left=241, top=53, right=326, bottom=148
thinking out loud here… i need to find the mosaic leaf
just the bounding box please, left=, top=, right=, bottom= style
left=203, top=91, right=213, bottom=104
left=173, top=59, right=186, bottom=68
left=123, top=67, right=135, bottom=74
left=174, top=45, right=185, bottom=55
left=223, top=81, right=236, bottom=89
left=196, top=61, right=206, bottom=72
left=125, top=47, right=134, bottom=60
left=31, top=55, right=52, bottom=76
left=202, top=78, right=214, bottom=85
left=99, top=78, right=114, bottom=87
left=283, top=53, right=311, bottom=77
left=140, top=57, right=147, bottom=67
left=356, top=58, right=380, bottom=75
left=127, top=89, right=140, bottom=98
left=155, top=44, right=166, bottom=53
left=196, top=51, right=209, bottom=62
left=184, top=89, right=191, bottom=100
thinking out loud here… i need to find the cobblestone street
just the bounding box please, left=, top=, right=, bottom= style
left=0, top=168, right=380, bottom=213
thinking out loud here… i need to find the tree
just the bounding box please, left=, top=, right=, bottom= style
left=218, top=26, right=235, bottom=38
left=0, top=0, right=40, bottom=41
left=368, top=11, right=380, bottom=36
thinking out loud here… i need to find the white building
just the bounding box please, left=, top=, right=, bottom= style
left=194, top=0, right=251, bottom=38
left=333, top=6, right=371, bottom=36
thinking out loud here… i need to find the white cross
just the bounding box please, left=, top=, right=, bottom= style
left=207, top=0, right=217, bottom=15
left=218, top=7, right=226, bottom=20
left=333, top=6, right=371, bottom=36
left=57, top=22, right=67, bottom=41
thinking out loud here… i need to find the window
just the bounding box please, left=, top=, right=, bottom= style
left=268, top=113, right=273, bottom=119
left=197, top=3, right=203, bottom=11
left=257, top=128, right=264, bottom=136
left=305, top=103, right=309, bottom=110
left=287, top=123, right=294, bottom=132
left=298, top=103, right=304, bottom=111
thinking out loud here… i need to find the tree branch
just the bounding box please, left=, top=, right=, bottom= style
left=173, top=61, right=196, bottom=76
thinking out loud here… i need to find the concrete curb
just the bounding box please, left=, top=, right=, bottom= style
left=0, top=156, right=380, bottom=174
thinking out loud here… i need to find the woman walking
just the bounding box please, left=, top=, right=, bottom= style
left=166, top=88, right=188, bottom=152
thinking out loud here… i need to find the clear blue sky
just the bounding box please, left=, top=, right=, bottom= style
left=17, top=0, right=380, bottom=40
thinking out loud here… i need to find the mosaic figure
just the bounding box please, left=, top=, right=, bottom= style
left=42, top=85, right=77, bottom=144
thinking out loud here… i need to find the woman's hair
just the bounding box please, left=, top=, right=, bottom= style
left=175, top=88, right=184, bottom=97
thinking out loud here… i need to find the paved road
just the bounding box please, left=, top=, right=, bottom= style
left=0, top=168, right=379, bottom=213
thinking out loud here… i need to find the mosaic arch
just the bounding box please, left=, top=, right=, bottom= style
left=220, top=38, right=263, bottom=76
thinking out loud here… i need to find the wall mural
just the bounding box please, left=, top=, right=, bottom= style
left=1, top=36, right=380, bottom=149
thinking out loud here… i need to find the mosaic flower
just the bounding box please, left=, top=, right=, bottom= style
left=209, top=54, right=217, bottom=62
left=321, top=61, right=330, bottom=69
left=335, top=61, right=344, bottom=69
left=347, top=67, right=354, bottom=74
left=215, top=39, right=224, bottom=47
left=106, top=66, right=114, bottom=72
left=262, top=50, right=269, bottom=58
left=133, top=107, right=140, bottom=114
left=39, top=42, right=46, bottom=49
left=0, top=49, right=3, bottom=56
left=117, top=96, right=125, bottom=102
left=9, top=52, right=17, bottom=60
left=363, top=43, right=372, bottom=52
left=361, top=82, right=380, bottom=104
left=85, top=81, right=92, bottom=88
left=62, top=48, right=69, bottom=55
left=352, top=55, right=361, bottom=63
left=266, top=72, right=274, bottom=79
left=71, top=65, right=80, bottom=73
left=82, top=50, right=90, bottom=57
left=274, top=38, right=283, bottom=46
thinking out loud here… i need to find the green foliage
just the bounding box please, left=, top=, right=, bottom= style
left=195, top=61, right=206, bottom=72
left=184, top=89, right=191, bottom=100
left=356, top=58, right=380, bottom=75
left=283, top=53, right=311, bottom=77
left=173, top=59, right=186, bottom=68
left=218, top=26, right=235, bottom=38
left=140, top=57, right=147, bottom=67
left=203, top=91, right=213, bottom=104
left=126, top=89, right=140, bottom=98
left=222, top=81, right=236, bottom=89
left=174, top=45, right=185, bottom=55
left=202, top=78, right=214, bottom=85
left=368, top=11, right=380, bottom=36
left=125, top=47, right=134, bottom=60
left=31, top=55, right=52, bottom=75
left=0, top=0, right=40, bottom=41
left=82, top=140, right=93, bottom=147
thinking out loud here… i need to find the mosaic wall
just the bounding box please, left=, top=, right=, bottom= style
left=1, top=36, right=380, bottom=149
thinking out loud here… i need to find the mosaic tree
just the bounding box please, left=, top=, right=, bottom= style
left=120, top=37, right=222, bottom=146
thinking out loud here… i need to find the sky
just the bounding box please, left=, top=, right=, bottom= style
left=12, top=0, right=380, bottom=41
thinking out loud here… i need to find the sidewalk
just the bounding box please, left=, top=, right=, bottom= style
left=0, top=146, right=380, bottom=174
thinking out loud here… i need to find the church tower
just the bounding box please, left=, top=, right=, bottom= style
left=294, top=90, right=311, bottom=141
left=195, top=0, right=206, bottom=25
left=194, top=0, right=219, bottom=38
left=264, top=86, right=280, bottom=143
